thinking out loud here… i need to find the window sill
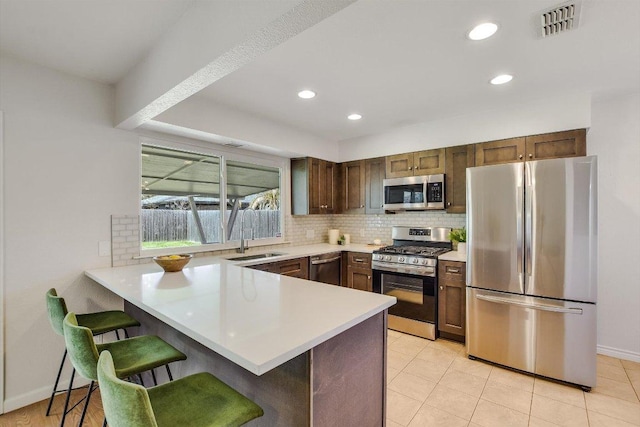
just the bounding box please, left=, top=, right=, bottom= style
left=136, top=238, right=289, bottom=259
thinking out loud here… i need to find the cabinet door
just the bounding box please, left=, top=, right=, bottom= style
left=308, top=157, right=322, bottom=214
left=341, top=160, right=365, bottom=214
left=322, top=161, right=338, bottom=214
left=414, top=148, right=445, bottom=174
left=438, top=261, right=466, bottom=337
left=385, top=153, right=413, bottom=178
left=347, top=267, right=373, bottom=292
left=445, top=145, right=475, bottom=213
left=274, top=257, right=309, bottom=279
left=365, top=157, right=385, bottom=214
left=525, top=129, right=586, bottom=161
left=475, top=137, right=525, bottom=166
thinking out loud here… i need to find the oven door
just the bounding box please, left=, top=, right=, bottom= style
left=373, top=269, right=436, bottom=324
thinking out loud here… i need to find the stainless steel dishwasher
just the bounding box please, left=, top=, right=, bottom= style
left=309, top=252, right=342, bottom=286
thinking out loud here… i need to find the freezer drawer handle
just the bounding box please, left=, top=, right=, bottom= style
left=310, top=256, right=341, bottom=265
left=475, top=294, right=583, bottom=314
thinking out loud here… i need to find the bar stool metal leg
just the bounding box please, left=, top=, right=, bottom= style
left=59, top=368, right=75, bottom=427
left=46, top=348, right=67, bottom=416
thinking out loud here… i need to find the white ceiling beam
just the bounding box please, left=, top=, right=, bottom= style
left=115, top=0, right=357, bottom=130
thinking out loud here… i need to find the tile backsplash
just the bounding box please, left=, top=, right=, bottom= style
left=111, top=212, right=465, bottom=266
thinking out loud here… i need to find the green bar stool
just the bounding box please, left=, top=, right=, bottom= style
left=45, top=288, right=141, bottom=420
left=98, top=350, right=264, bottom=427
left=63, top=312, right=187, bottom=427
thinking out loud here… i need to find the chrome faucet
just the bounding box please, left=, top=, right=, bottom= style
left=237, top=208, right=256, bottom=253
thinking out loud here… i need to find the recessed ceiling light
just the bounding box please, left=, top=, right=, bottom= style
left=468, top=22, right=498, bottom=40
left=297, top=90, right=316, bottom=99
left=347, top=113, right=362, bottom=120
left=490, top=74, right=513, bottom=85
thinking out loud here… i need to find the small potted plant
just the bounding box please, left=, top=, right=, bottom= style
left=449, top=227, right=467, bottom=253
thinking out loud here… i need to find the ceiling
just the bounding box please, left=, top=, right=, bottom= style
left=1, top=0, right=639, bottom=144
left=0, top=0, right=194, bottom=84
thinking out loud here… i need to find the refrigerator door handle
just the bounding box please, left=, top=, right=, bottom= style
left=475, top=294, right=583, bottom=315
left=524, top=162, right=533, bottom=288
left=516, top=183, right=524, bottom=289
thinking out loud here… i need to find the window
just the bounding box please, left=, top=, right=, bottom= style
left=141, top=142, right=283, bottom=252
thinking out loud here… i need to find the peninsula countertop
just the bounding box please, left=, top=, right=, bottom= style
left=85, top=244, right=395, bottom=376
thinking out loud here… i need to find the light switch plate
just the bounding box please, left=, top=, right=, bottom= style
left=99, top=241, right=111, bottom=257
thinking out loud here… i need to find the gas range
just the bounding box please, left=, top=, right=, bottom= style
left=372, top=227, right=452, bottom=277
left=372, top=226, right=453, bottom=340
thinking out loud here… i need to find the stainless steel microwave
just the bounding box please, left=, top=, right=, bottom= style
left=383, top=174, right=445, bottom=211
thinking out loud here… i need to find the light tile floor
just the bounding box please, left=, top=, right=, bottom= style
left=386, top=330, right=640, bottom=427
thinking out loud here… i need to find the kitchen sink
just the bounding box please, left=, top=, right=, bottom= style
left=227, top=252, right=287, bottom=261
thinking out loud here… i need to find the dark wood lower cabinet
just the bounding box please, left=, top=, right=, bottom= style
left=438, top=261, right=466, bottom=341
left=247, top=257, right=309, bottom=280
left=343, top=252, right=372, bottom=292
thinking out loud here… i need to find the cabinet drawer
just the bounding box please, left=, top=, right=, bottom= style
left=275, top=257, right=309, bottom=279
left=439, top=261, right=466, bottom=283
left=347, top=252, right=372, bottom=267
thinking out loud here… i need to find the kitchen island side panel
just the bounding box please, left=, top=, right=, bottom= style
left=312, top=311, right=387, bottom=427
left=124, top=302, right=310, bottom=427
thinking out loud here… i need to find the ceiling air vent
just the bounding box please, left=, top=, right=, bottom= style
left=539, top=1, right=582, bottom=37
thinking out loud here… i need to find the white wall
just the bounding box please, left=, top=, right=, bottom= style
left=339, top=92, right=592, bottom=161
left=588, top=92, right=640, bottom=360
left=0, top=54, right=140, bottom=411
left=154, top=95, right=340, bottom=161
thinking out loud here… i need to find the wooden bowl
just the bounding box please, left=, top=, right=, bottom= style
left=153, top=254, right=192, bottom=272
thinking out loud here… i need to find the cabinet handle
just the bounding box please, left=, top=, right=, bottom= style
left=367, top=276, right=371, bottom=280
left=447, top=268, right=460, bottom=273
left=529, top=154, right=533, bottom=158
left=440, top=286, right=443, bottom=290
left=415, top=165, right=419, bottom=170
left=354, top=258, right=365, bottom=263
left=519, top=154, right=523, bottom=159
left=360, top=205, right=364, bottom=208
left=447, top=202, right=451, bottom=206
left=408, top=166, right=413, bottom=170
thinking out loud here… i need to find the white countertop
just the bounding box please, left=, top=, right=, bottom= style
left=85, top=245, right=395, bottom=376
left=439, top=251, right=467, bottom=262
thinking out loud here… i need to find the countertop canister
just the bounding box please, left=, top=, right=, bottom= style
left=328, top=229, right=340, bottom=245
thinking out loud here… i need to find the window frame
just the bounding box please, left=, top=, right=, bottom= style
left=139, top=135, right=287, bottom=257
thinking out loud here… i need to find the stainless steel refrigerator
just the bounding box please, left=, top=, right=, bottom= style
left=466, top=156, right=597, bottom=390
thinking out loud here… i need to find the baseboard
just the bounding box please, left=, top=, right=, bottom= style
left=2, top=377, right=91, bottom=414
left=598, top=345, right=640, bottom=363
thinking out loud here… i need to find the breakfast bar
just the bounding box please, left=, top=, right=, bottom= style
left=85, top=254, right=396, bottom=426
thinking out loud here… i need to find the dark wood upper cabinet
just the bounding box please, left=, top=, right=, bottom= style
left=414, top=149, right=445, bottom=174
left=341, top=160, right=366, bottom=214
left=291, top=157, right=338, bottom=215
left=385, top=148, right=445, bottom=178
left=476, top=129, right=587, bottom=167
left=365, top=157, right=385, bottom=214
left=445, top=144, right=475, bottom=213
left=475, top=137, right=526, bottom=166
left=525, top=129, right=586, bottom=161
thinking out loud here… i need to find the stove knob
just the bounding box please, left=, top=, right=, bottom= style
left=384, top=255, right=391, bottom=261
left=421, top=259, right=428, bottom=265
left=412, top=258, right=419, bottom=264
left=398, top=257, right=405, bottom=263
